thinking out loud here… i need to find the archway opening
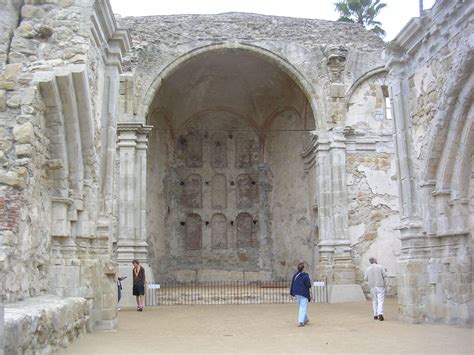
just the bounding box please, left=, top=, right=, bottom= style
left=147, top=48, right=317, bottom=282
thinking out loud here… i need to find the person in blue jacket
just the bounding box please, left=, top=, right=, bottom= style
left=290, top=262, right=312, bottom=327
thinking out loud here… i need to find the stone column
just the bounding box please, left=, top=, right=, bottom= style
left=386, top=52, right=425, bottom=322
left=117, top=123, right=153, bottom=306
left=314, top=130, right=365, bottom=302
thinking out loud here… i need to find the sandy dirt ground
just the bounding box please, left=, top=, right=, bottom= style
left=62, top=299, right=473, bottom=354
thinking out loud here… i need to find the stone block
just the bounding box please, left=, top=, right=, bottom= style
left=101, top=260, right=118, bottom=275
left=8, top=52, right=27, bottom=64
left=330, top=83, right=345, bottom=98
left=100, top=277, right=116, bottom=295
left=10, top=36, right=37, bottom=56
left=16, top=23, right=36, bottom=39
left=94, top=317, right=118, bottom=331
left=21, top=5, right=44, bottom=18
left=4, top=296, right=89, bottom=354
left=44, top=159, right=64, bottom=170
left=6, top=95, right=20, bottom=108
left=0, top=139, right=12, bottom=152
left=102, top=292, right=117, bottom=309
left=13, top=122, right=34, bottom=144
left=98, top=307, right=117, bottom=321
left=0, top=90, right=5, bottom=111
left=0, top=172, right=24, bottom=188
left=0, top=63, right=22, bottom=90
left=59, top=0, right=75, bottom=7
left=1, top=231, right=16, bottom=246
left=13, top=167, right=27, bottom=177
left=15, top=144, right=32, bottom=157
left=20, top=87, right=36, bottom=106
left=327, top=284, right=366, bottom=303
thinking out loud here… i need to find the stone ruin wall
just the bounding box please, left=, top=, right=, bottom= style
left=345, top=72, right=401, bottom=295
left=0, top=3, right=469, bottom=353
left=386, top=0, right=473, bottom=323
left=0, top=0, right=129, bottom=352
left=147, top=95, right=314, bottom=282
left=118, top=12, right=386, bottom=124
left=118, top=13, right=402, bottom=290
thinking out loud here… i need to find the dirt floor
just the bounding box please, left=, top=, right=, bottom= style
left=62, top=299, right=473, bottom=354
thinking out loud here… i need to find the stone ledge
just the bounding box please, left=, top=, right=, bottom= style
left=4, top=295, right=90, bottom=355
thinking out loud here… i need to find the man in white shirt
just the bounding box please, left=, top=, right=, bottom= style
left=364, top=257, right=387, bottom=321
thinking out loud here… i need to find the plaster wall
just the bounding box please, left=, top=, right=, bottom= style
left=345, top=73, right=400, bottom=295
left=267, top=112, right=315, bottom=279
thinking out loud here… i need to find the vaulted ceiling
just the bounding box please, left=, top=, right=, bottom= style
left=150, top=48, right=314, bottom=131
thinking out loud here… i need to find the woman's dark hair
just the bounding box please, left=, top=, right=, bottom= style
left=132, top=259, right=140, bottom=265
left=297, top=262, right=305, bottom=272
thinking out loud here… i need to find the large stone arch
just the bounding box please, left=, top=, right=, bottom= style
left=145, top=43, right=318, bottom=282
left=139, top=42, right=320, bottom=129
left=419, top=50, right=474, bottom=236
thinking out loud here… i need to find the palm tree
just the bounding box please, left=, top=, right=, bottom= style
left=334, top=0, right=387, bottom=37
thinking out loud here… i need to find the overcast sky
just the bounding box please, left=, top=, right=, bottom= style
left=109, top=0, right=437, bottom=41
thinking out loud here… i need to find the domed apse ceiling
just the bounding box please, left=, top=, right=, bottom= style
left=149, top=48, right=315, bottom=132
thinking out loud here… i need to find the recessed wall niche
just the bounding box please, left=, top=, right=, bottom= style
left=235, top=133, right=253, bottom=168
left=185, top=213, right=202, bottom=250
left=211, top=213, right=228, bottom=249
left=182, top=174, right=202, bottom=208
left=211, top=174, right=227, bottom=209
left=236, top=174, right=258, bottom=209
left=236, top=212, right=257, bottom=248
left=211, top=132, right=227, bottom=168
left=178, top=131, right=202, bottom=168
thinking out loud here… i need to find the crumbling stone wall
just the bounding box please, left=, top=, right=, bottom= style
left=344, top=72, right=401, bottom=295
left=119, top=13, right=385, bottom=127
left=0, top=0, right=130, bottom=351
left=386, top=0, right=473, bottom=324
left=4, top=295, right=89, bottom=354
left=118, top=12, right=398, bottom=290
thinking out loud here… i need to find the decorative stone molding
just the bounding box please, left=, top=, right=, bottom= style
left=301, top=133, right=317, bottom=172
left=91, top=0, right=131, bottom=72
left=325, top=45, right=348, bottom=83
left=307, top=130, right=363, bottom=301
left=51, top=197, right=74, bottom=238
left=345, top=66, right=388, bottom=108
left=36, top=65, right=95, bottom=199
left=386, top=0, right=473, bottom=324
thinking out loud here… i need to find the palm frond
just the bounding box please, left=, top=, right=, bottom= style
left=333, top=0, right=387, bottom=35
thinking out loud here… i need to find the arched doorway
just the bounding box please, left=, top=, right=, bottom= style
left=146, top=47, right=317, bottom=282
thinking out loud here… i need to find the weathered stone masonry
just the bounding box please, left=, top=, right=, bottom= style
left=0, top=0, right=472, bottom=352
left=116, top=12, right=402, bottom=303
left=386, top=0, right=473, bottom=324
left=0, top=0, right=129, bottom=353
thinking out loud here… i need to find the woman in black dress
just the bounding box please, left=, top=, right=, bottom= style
left=132, top=259, right=145, bottom=311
